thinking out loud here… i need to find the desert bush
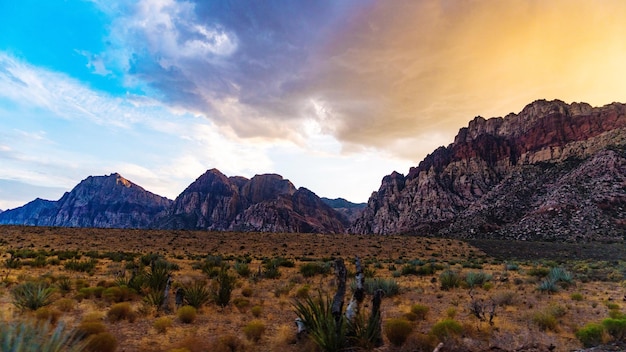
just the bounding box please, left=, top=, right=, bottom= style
left=527, top=266, right=550, bottom=277
left=605, top=302, right=620, bottom=310
left=464, top=271, right=492, bottom=288
left=251, top=305, right=263, bottom=318
left=234, top=261, right=251, bottom=277
left=294, top=293, right=346, bottom=352
left=439, top=270, right=460, bottom=290
left=602, top=318, right=626, bottom=340
left=430, top=319, right=463, bottom=341
left=608, top=310, right=626, bottom=319
left=107, top=302, right=134, bottom=322
left=549, top=267, right=573, bottom=285
left=11, top=281, right=55, bottom=311
left=300, top=262, right=331, bottom=277
left=4, top=255, right=22, bottom=269
left=538, top=278, right=559, bottom=293
left=243, top=320, right=266, bottom=342
left=233, top=297, right=251, bottom=312
left=36, top=307, right=62, bottom=324
left=64, top=259, right=97, bottom=273
left=85, top=332, right=117, bottom=352
left=383, top=318, right=413, bottom=347
left=361, top=277, right=400, bottom=297
left=102, top=286, right=133, bottom=303
left=0, top=320, right=85, bottom=352
left=212, top=334, right=245, bottom=352
left=241, top=286, right=253, bottom=297
left=178, top=305, right=197, bottom=324
left=296, top=285, right=310, bottom=299
left=213, top=265, right=235, bottom=307
left=54, top=298, right=76, bottom=312
left=571, top=293, right=584, bottom=301
left=410, top=304, right=429, bottom=320
left=504, top=262, right=520, bottom=271
left=76, top=321, right=107, bottom=339
left=153, top=316, right=173, bottom=333
left=532, top=311, right=558, bottom=331
left=182, top=280, right=211, bottom=309
left=575, top=323, right=605, bottom=348
left=493, top=291, right=517, bottom=306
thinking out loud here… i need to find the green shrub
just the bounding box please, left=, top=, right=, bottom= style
left=575, top=323, right=605, bottom=348
left=182, top=280, right=211, bottom=309
left=0, top=320, right=85, bottom=352
left=178, top=305, right=197, bottom=324
left=430, top=319, right=463, bottom=341
left=532, top=311, right=558, bottom=331
left=527, top=267, right=550, bottom=277
left=602, top=318, right=626, bottom=340
left=233, top=297, right=251, bottom=312
left=296, top=285, right=310, bottom=299
left=549, top=267, right=573, bottom=285
left=102, top=286, right=133, bottom=303
left=243, top=320, right=266, bottom=342
left=538, top=279, right=559, bottom=293
left=11, top=281, right=55, bottom=311
left=300, top=262, right=331, bottom=277
left=251, top=305, right=263, bottom=318
left=234, top=262, right=251, bottom=277
left=213, top=265, right=235, bottom=307
left=64, top=259, right=97, bottom=273
left=571, top=293, right=584, bottom=301
left=383, top=318, right=413, bottom=346
left=439, top=270, right=460, bottom=290
left=464, top=271, right=492, bottom=288
left=85, top=332, right=117, bottom=352
left=107, top=302, right=135, bottom=322
left=410, top=304, right=429, bottom=321
left=350, top=277, right=400, bottom=297
left=153, top=316, right=173, bottom=333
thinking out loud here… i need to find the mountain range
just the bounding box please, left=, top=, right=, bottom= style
left=2, top=99, right=626, bottom=241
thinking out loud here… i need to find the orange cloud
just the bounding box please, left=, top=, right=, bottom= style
left=310, top=0, right=626, bottom=161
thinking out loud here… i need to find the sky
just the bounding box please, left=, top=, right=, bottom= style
left=1, top=0, right=626, bottom=210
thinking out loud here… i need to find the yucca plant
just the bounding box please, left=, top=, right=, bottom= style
left=214, top=264, right=235, bottom=307
left=182, top=280, right=211, bottom=309
left=12, top=281, right=55, bottom=311
left=0, top=320, right=86, bottom=352
left=293, top=293, right=346, bottom=352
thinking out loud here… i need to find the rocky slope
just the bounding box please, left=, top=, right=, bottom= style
left=321, top=197, right=366, bottom=224
left=0, top=174, right=173, bottom=228
left=350, top=100, right=626, bottom=241
left=154, top=169, right=348, bottom=233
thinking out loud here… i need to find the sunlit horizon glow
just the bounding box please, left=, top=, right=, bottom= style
left=1, top=0, right=626, bottom=210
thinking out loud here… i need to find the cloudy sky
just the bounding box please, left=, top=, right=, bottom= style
left=1, top=0, right=626, bottom=210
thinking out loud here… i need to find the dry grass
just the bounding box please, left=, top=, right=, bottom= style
left=0, top=225, right=624, bottom=351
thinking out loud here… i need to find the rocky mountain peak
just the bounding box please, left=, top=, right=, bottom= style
left=351, top=100, right=626, bottom=241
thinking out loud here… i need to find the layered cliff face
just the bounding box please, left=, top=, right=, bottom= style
left=155, top=169, right=348, bottom=233
left=350, top=100, right=626, bottom=241
left=0, top=174, right=173, bottom=228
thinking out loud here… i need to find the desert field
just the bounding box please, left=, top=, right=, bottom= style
left=1, top=225, right=626, bottom=351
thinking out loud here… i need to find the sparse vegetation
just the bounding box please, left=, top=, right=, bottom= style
left=0, top=226, right=625, bottom=351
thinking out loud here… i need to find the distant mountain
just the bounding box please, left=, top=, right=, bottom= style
left=154, top=169, right=347, bottom=233
left=321, top=197, right=366, bottom=224
left=0, top=173, right=172, bottom=228
left=350, top=100, right=626, bottom=242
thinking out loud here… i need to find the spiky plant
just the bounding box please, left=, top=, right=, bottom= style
left=0, top=320, right=86, bottom=352
left=293, top=293, right=346, bottom=352
left=11, top=282, right=55, bottom=311
left=182, top=280, right=211, bottom=309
